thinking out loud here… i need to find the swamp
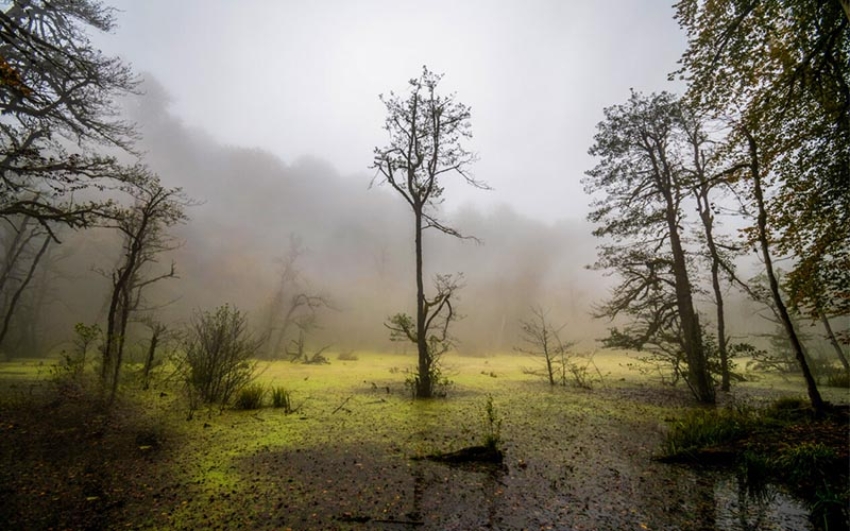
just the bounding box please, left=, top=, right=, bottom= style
left=1, top=352, right=847, bottom=530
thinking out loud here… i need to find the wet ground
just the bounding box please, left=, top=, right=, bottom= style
left=0, top=356, right=838, bottom=530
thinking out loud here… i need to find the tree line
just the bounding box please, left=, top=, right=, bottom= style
left=0, top=0, right=846, bottom=408
left=584, top=1, right=848, bottom=411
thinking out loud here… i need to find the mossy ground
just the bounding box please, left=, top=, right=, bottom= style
left=0, top=351, right=845, bottom=530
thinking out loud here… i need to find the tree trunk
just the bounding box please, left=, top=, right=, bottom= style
left=697, top=188, right=731, bottom=391
left=820, top=310, right=849, bottom=373
left=142, top=327, right=160, bottom=390
left=667, top=217, right=714, bottom=403
left=649, top=124, right=714, bottom=404
left=414, top=206, right=432, bottom=398
left=108, top=282, right=132, bottom=404
left=102, top=272, right=122, bottom=386
left=0, top=235, right=50, bottom=350
left=746, top=129, right=824, bottom=413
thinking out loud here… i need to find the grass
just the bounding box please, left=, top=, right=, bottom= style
left=0, top=350, right=847, bottom=530
left=233, top=383, right=266, bottom=410
left=661, top=405, right=755, bottom=458
left=270, top=386, right=292, bottom=411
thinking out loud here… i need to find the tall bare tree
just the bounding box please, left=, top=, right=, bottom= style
left=0, top=215, right=50, bottom=352
left=100, top=171, right=188, bottom=404
left=371, top=66, right=487, bottom=398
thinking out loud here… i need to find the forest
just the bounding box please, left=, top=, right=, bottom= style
left=0, top=1, right=848, bottom=530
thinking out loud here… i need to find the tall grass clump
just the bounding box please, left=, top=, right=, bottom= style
left=271, top=386, right=293, bottom=413
left=181, top=304, right=262, bottom=405
left=764, top=395, right=811, bottom=422
left=233, top=383, right=266, bottom=410
left=483, top=394, right=502, bottom=451
left=662, top=406, right=754, bottom=458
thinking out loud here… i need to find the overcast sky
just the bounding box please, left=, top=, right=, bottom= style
left=98, top=0, right=687, bottom=223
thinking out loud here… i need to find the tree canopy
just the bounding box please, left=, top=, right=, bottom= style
left=674, top=0, right=850, bottom=325
left=0, top=0, right=139, bottom=234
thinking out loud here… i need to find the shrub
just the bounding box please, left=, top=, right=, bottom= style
left=233, top=384, right=266, bottom=410
left=825, top=369, right=850, bottom=388
left=565, top=355, right=605, bottom=390
left=271, top=386, right=293, bottom=413
left=181, top=304, right=262, bottom=405
left=483, top=394, right=502, bottom=450
left=337, top=350, right=359, bottom=361
left=662, top=406, right=754, bottom=457
left=764, top=395, right=811, bottom=422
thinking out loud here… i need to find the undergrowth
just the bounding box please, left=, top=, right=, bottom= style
left=661, top=405, right=754, bottom=457
left=661, top=396, right=849, bottom=530
left=233, top=384, right=265, bottom=410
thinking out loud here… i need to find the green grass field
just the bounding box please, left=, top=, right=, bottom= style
left=0, top=350, right=845, bottom=530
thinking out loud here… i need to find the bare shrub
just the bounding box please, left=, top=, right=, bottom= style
left=181, top=305, right=262, bottom=405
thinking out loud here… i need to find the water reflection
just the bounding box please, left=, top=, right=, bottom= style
left=713, top=473, right=811, bottom=531
left=409, top=459, right=814, bottom=530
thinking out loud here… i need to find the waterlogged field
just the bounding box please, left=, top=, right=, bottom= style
left=0, top=351, right=843, bottom=530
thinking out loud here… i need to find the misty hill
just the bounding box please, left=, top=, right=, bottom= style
left=113, top=77, right=604, bottom=354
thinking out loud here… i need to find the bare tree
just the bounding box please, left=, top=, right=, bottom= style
left=0, top=215, right=50, bottom=352
left=262, top=235, right=334, bottom=359
left=100, top=171, right=188, bottom=405
left=385, top=273, right=463, bottom=395
left=514, top=306, right=576, bottom=386
left=371, top=66, right=487, bottom=398
left=0, top=1, right=141, bottom=233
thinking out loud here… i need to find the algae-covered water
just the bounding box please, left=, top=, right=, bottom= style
left=0, top=352, right=839, bottom=529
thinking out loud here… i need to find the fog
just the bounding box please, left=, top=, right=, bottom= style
left=96, top=0, right=687, bottom=224
left=25, top=77, right=620, bottom=355
left=3, top=2, right=792, bottom=359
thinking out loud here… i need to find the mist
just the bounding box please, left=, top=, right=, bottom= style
left=7, top=76, right=609, bottom=357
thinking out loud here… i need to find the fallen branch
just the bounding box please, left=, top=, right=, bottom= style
left=331, top=395, right=352, bottom=414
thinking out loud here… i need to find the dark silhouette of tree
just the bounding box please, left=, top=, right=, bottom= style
left=678, top=108, right=741, bottom=392
left=584, top=91, right=715, bottom=404
left=674, top=0, right=847, bottom=411
left=0, top=215, right=50, bottom=351
left=261, top=235, right=333, bottom=359
left=0, top=0, right=140, bottom=233
left=371, top=66, right=487, bottom=398
left=100, top=171, right=188, bottom=405
left=514, top=306, right=576, bottom=387
left=738, top=126, right=824, bottom=412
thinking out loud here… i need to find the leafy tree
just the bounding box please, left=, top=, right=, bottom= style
left=371, top=66, right=487, bottom=398
left=584, top=91, right=715, bottom=404
left=0, top=0, right=140, bottom=232
left=674, top=0, right=849, bottom=411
